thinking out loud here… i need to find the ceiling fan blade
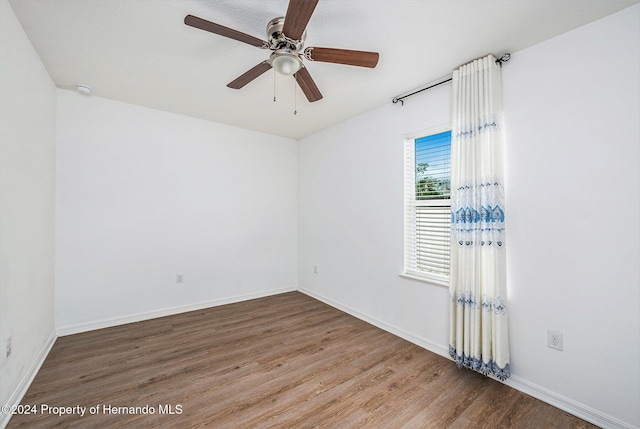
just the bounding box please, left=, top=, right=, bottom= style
left=305, top=47, right=379, bottom=68
left=282, top=0, right=319, bottom=40
left=185, top=15, right=267, bottom=48
left=227, top=61, right=272, bottom=89
left=294, top=67, right=323, bottom=102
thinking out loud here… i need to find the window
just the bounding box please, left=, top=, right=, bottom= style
left=403, top=129, right=451, bottom=285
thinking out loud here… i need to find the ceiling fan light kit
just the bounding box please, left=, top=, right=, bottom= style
left=184, top=0, right=379, bottom=103
left=270, top=50, right=302, bottom=76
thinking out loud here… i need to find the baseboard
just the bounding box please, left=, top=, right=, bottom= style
left=297, top=287, right=637, bottom=429
left=0, top=330, right=57, bottom=429
left=297, top=287, right=450, bottom=359
left=56, top=286, right=297, bottom=337
left=505, top=376, right=637, bottom=429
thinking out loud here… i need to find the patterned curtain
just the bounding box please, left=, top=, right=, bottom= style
left=449, top=54, right=510, bottom=381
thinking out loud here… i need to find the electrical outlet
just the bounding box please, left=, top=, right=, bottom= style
left=547, top=330, right=563, bottom=351
left=176, top=273, right=184, bottom=284
left=5, top=336, right=11, bottom=358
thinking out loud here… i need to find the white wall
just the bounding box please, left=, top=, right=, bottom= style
left=298, top=83, right=452, bottom=353
left=55, top=91, right=298, bottom=331
left=298, top=4, right=640, bottom=428
left=0, top=0, right=56, bottom=412
left=503, top=4, right=639, bottom=427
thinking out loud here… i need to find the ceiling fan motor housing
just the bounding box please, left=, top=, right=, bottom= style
left=266, top=17, right=306, bottom=51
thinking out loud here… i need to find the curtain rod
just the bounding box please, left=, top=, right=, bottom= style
left=392, top=53, right=511, bottom=106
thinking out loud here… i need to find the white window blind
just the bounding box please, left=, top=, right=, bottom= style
left=404, top=130, right=451, bottom=284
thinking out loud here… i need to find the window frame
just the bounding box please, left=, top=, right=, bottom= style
left=401, top=125, right=452, bottom=288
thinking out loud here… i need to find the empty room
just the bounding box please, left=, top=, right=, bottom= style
left=1, top=0, right=639, bottom=428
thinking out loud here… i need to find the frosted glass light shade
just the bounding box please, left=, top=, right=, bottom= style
left=271, top=52, right=302, bottom=76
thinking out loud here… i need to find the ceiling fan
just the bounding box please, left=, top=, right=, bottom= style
left=184, top=0, right=379, bottom=103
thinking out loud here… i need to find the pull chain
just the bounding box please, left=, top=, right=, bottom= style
left=293, top=78, right=297, bottom=115
left=273, top=69, right=276, bottom=102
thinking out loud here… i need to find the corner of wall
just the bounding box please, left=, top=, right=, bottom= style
left=0, top=0, right=57, bottom=419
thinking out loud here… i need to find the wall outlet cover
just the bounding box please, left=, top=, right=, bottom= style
left=547, top=330, right=563, bottom=351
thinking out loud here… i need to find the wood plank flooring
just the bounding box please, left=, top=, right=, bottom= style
left=7, top=292, right=597, bottom=428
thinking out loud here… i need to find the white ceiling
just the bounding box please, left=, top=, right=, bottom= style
left=8, top=0, right=639, bottom=139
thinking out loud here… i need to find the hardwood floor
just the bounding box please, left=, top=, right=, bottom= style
left=7, top=292, right=597, bottom=428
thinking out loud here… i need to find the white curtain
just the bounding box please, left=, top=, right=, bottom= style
left=449, top=54, right=510, bottom=380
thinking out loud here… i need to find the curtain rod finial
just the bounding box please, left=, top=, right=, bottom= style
left=496, top=53, right=511, bottom=66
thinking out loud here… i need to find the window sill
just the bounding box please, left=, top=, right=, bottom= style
left=399, top=272, right=450, bottom=288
